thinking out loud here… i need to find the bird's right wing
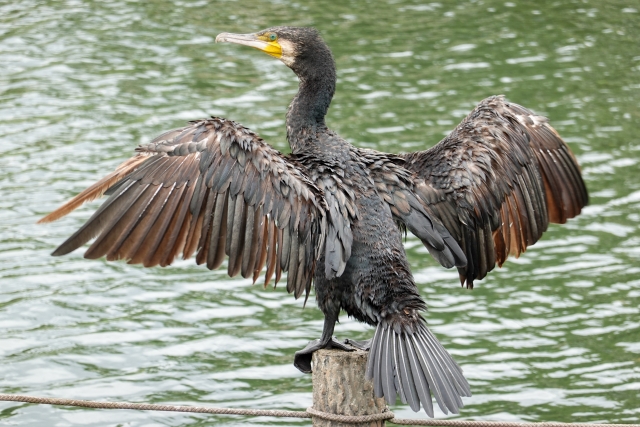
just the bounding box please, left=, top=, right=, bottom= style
left=39, top=118, right=327, bottom=301
left=402, top=96, right=588, bottom=288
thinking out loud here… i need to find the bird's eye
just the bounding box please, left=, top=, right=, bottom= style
left=269, top=33, right=277, bottom=41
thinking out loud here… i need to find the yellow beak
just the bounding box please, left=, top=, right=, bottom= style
left=215, top=32, right=282, bottom=59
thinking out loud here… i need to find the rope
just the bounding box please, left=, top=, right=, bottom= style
left=0, top=394, right=310, bottom=418
left=307, top=406, right=394, bottom=423
left=2, top=393, right=640, bottom=427
left=387, top=420, right=640, bottom=427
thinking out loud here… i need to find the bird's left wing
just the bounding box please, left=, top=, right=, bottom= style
left=39, top=118, right=326, bottom=300
left=402, top=96, right=588, bottom=288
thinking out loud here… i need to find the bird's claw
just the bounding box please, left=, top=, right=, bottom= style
left=293, top=337, right=356, bottom=373
left=343, top=338, right=372, bottom=351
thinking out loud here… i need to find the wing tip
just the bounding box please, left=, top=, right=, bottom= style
left=37, top=202, right=82, bottom=224
left=50, top=240, right=79, bottom=257
left=38, top=155, right=150, bottom=225
left=50, top=248, right=66, bottom=257
left=37, top=214, right=55, bottom=224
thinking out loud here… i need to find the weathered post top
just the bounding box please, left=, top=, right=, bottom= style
left=311, top=349, right=388, bottom=427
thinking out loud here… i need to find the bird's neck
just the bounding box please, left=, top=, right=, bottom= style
left=286, top=54, right=336, bottom=153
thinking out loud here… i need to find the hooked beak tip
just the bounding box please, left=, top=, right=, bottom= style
left=213, top=32, right=281, bottom=58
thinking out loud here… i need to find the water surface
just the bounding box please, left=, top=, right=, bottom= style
left=1, top=0, right=639, bottom=425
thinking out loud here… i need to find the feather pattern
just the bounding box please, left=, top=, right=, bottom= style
left=402, top=95, right=588, bottom=288
left=43, top=118, right=327, bottom=300
left=366, top=318, right=471, bottom=417
left=360, top=148, right=467, bottom=270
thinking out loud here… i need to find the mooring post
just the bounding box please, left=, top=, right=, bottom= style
left=311, top=349, right=387, bottom=427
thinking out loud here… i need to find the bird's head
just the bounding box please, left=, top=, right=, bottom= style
left=215, top=27, right=332, bottom=75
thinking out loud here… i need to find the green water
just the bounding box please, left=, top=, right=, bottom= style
left=1, top=0, right=639, bottom=425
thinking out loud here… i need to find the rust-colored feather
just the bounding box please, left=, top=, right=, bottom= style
left=43, top=117, right=326, bottom=302
left=253, top=217, right=269, bottom=284
left=400, top=95, right=587, bottom=286
left=88, top=184, right=166, bottom=260
left=162, top=198, right=194, bottom=267
left=38, top=155, right=148, bottom=224
left=264, top=221, right=277, bottom=288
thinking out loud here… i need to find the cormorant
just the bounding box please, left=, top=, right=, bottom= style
left=39, top=27, right=588, bottom=416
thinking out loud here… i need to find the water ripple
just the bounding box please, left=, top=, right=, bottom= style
left=2, top=0, right=640, bottom=425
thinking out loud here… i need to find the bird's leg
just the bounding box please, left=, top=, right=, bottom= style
left=293, top=308, right=354, bottom=373
left=343, top=338, right=372, bottom=351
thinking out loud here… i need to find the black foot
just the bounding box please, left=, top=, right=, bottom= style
left=344, top=338, right=372, bottom=351
left=294, top=337, right=355, bottom=373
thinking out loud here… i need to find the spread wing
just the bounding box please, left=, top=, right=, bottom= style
left=357, top=148, right=467, bottom=270
left=402, top=96, right=588, bottom=288
left=39, top=117, right=327, bottom=301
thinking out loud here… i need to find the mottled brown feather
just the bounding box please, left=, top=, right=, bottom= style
left=85, top=184, right=164, bottom=260
left=163, top=180, right=199, bottom=266
left=254, top=218, right=269, bottom=284
left=38, top=155, right=149, bottom=224
left=402, top=95, right=588, bottom=288
left=152, top=184, right=192, bottom=267
left=42, top=118, right=327, bottom=300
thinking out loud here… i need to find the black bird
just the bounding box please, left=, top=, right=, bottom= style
left=39, top=27, right=588, bottom=416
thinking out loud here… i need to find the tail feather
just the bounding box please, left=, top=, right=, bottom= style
left=418, top=323, right=471, bottom=396
left=396, top=334, right=420, bottom=411
left=410, top=332, right=451, bottom=413
left=366, top=320, right=471, bottom=417
left=412, top=331, right=460, bottom=413
left=405, top=336, right=435, bottom=416
left=381, top=327, right=396, bottom=405
left=369, top=325, right=384, bottom=398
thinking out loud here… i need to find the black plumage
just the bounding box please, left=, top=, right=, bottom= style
left=39, top=26, right=588, bottom=416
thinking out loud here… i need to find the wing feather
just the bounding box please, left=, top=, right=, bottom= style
left=358, top=148, right=466, bottom=270
left=151, top=183, right=192, bottom=267
left=37, top=156, right=150, bottom=224
left=403, top=95, right=588, bottom=287
left=162, top=182, right=197, bottom=266
left=209, top=192, right=229, bottom=271
left=86, top=184, right=164, bottom=260
left=41, top=118, right=326, bottom=299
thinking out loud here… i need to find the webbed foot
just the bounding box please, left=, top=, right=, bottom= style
left=294, top=337, right=355, bottom=373
left=344, top=338, right=372, bottom=351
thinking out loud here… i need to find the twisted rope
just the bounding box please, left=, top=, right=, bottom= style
left=2, top=393, right=639, bottom=427
left=307, top=406, right=394, bottom=423
left=0, top=394, right=309, bottom=418
left=387, top=420, right=640, bottom=427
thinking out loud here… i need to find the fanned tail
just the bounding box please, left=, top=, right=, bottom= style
left=366, top=319, right=471, bottom=417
